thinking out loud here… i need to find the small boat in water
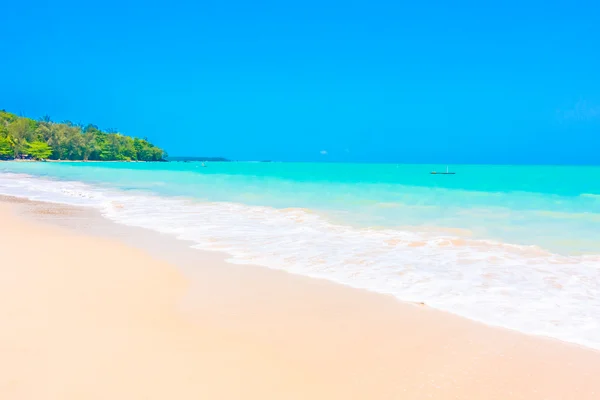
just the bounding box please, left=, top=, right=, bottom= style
left=431, top=166, right=455, bottom=175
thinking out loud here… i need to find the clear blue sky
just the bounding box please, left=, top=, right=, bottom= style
left=1, top=0, right=599, bottom=164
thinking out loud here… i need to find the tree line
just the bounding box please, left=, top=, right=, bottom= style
left=0, top=110, right=167, bottom=161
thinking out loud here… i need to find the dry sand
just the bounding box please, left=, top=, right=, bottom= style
left=1, top=199, right=599, bottom=399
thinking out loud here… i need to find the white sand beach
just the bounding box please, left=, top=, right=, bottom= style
left=1, top=197, right=599, bottom=399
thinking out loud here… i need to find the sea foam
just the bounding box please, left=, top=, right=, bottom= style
left=1, top=172, right=599, bottom=350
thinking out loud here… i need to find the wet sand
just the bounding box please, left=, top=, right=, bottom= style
left=1, top=197, right=599, bottom=399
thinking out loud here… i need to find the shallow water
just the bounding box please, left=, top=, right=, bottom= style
left=1, top=161, right=599, bottom=349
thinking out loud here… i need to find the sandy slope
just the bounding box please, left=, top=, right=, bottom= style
left=1, top=200, right=599, bottom=399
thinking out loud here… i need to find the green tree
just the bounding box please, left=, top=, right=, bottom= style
left=0, top=110, right=18, bottom=125
left=27, top=141, right=53, bottom=160
left=35, top=119, right=53, bottom=142
left=7, top=118, right=36, bottom=157
left=81, top=131, right=100, bottom=160
left=0, top=136, right=13, bottom=158
left=62, top=125, right=85, bottom=159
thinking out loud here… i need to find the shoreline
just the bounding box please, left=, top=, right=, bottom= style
left=1, top=195, right=600, bottom=399
left=0, top=180, right=599, bottom=351
left=1, top=169, right=597, bottom=350
left=0, top=166, right=598, bottom=350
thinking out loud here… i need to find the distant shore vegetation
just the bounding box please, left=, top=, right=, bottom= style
left=0, top=109, right=167, bottom=161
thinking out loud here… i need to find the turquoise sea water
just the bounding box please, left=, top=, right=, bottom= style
left=1, top=161, right=600, bottom=348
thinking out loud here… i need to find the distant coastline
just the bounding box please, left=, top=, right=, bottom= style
left=167, top=156, right=230, bottom=162
left=167, top=157, right=275, bottom=162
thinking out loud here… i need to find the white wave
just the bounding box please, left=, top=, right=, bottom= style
left=1, top=172, right=600, bottom=350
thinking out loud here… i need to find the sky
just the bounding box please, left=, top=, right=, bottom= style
left=1, top=0, right=599, bottom=164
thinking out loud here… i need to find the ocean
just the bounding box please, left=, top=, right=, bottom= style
left=1, top=161, right=599, bottom=349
